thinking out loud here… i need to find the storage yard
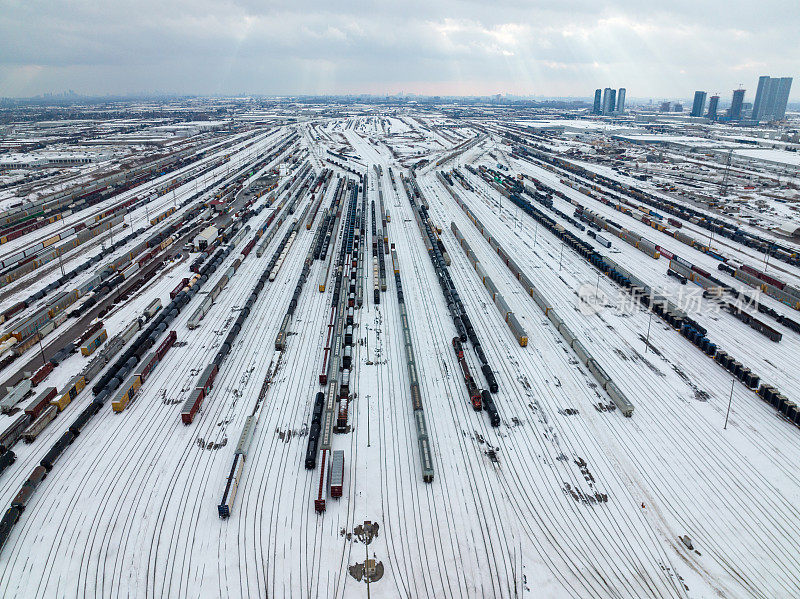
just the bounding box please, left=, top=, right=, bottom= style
left=0, top=105, right=798, bottom=598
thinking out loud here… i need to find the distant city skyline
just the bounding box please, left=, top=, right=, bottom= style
left=0, top=1, right=797, bottom=99
left=5, top=87, right=799, bottom=109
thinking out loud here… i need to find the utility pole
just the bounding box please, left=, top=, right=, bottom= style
left=724, top=379, right=735, bottom=429
left=36, top=326, right=46, bottom=367
left=720, top=149, right=733, bottom=197
left=644, top=312, right=653, bottom=354
left=559, top=240, right=564, bottom=271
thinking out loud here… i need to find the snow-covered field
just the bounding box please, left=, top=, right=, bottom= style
left=0, top=114, right=798, bottom=598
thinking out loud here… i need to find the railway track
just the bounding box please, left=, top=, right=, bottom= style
left=436, top=166, right=800, bottom=596
left=1, top=116, right=798, bottom=598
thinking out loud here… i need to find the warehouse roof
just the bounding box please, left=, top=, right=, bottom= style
left=777, top=221, right=800, bottom=237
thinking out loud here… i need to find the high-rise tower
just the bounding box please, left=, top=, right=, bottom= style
left=602, top=88, right=616, bottom=115
left=707, top=95, right=720, bottom=120
left=774, top=77, right=793, bottom=120
left=752, top=76, right=770, bottom=121
left=616, top=88, right=626, bottom=114
left=691, top=91, right=707, bottom=117
left=754, top=76, right=793, bottom=121
left=729, top=89, right=745, bottom=120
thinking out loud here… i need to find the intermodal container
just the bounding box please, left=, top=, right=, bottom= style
left=80, top=328, right=107, bottom=356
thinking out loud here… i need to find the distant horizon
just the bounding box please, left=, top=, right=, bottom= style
left=3, top=90, right=799, bottom=106
left=1, top=1, right=797, bottom=103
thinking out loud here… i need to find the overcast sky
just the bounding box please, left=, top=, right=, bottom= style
left=1, top=0, right=797, bottom=100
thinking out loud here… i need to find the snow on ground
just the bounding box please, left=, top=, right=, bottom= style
left=734, top=148, right=800, bottom=167
left=558, top=155, right=800, bottom=255
left=0, top=117, right=798, bottom=598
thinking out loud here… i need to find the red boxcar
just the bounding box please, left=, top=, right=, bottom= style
left=740, top=264, right=760, bottom=277
left=180, top=387, right=205, bottom=424
left=656, top=245, right=674, bottom=260
left=170, top=278, right=189, bottom=300
left=24, top=387, right=57, bottom=419
left=30, top=362, right=54, bottom=387
left=667, top=218, right=683, bottom=228
left=760, top=272, right=786, bottom=290
left=156, top=330, right=177, bottom=360
left=330, top=450, right=344, bottom=498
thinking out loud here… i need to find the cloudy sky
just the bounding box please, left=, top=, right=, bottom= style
left=0, top=0, right=797, bottom=100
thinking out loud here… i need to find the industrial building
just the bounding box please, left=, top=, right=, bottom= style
left=193, top=225, right=218, bottom=250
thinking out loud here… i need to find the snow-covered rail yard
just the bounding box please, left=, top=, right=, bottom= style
left=0, top=105, right=799, bottom=599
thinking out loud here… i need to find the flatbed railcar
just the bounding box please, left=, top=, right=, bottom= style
left=22, top=406, right=58, bottom=443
